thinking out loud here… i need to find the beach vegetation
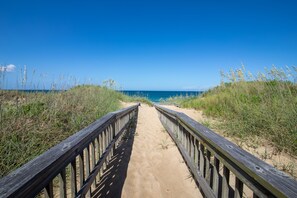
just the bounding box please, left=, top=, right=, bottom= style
left=167, top=66, right=297, bottom=155
left=0, top=85, right=122, bottom=177
left=0, top=67, right=150, bottom=178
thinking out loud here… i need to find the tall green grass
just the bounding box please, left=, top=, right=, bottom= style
left=168, top=66, right=297, bottom=155
left=0, top=85, right=124, bottom=178
left=0, top=67, right=152, bottom=178
left=118, top=94, right=153, bottom=106
left=0, top=85, right=152, bottom=178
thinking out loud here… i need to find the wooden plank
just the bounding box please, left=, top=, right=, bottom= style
left=205, top=150, right=211, bottom=185
left=85, top=147, right=90, bottom=180
left=79, top=152, right=84, bottom=189
left=115, top=122, right=119, bottom=146
left=108, top=125, right=111, bottom=145
left=191, top=136, right=195, bottom=161
left=99, top=134, right=103, bottom=177
left=106, top=127, right=110, bottom=162
left=44, top=180, right=53, bottom=198
left=106, top=126, right=110, bottom=162
left=184, top=130, right=187, bottom=152
left=119, top=118, right=122, bottom=132
left=253, top=192, right=260, bottom=198
left=181, top=126, right=184, bottom=147
left=59, top=169, right=67, bottom=198
left=70, top=160, right=77, bottom=197
left=222, top=165, right=230, bottom=198
left=194, top=138, right=199, bottom=165
left=188, top=133, right=191, bottom=156
left=199, top=143, right=205, bottom=177
left=90, top=141, right=96, bottom=190
left=116, top=119, right=120, bottom=135
left=102, top=129, right=106, bottom=170
left=155, top=105, right=297, bottom=198
left=95, top=136, right=100, bottom=183
left=213, top=157, right=220, bottom=197
left=186, top=132, right=189, bottom=154
left=235, top=177, right=244, bottom=198
left=177, top=123, right=180, bottom=140
left=110, top=125, right=116, bottom=157
left=109, top=125, right=114, bottom=160
left=197, top=140, right=201, bottom=168
left=84, top=147, right=91, bottom=198
left=112, top=122, right=116, bottom=151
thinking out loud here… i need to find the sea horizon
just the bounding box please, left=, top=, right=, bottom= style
left=2, top=89, right=203, bottom=103
left=121, top=90, right=202, bottom=103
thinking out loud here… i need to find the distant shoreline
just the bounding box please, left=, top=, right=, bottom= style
left=121, top=90, right=203, bottom=103
left=1, top=89, right=203, bottom=103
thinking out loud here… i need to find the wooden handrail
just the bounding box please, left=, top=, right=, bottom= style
left=0, top=104, right=140, bottom=198
left=155, top=105, right=297, bottom=198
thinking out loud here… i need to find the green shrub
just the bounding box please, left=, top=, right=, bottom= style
left=21, top=102, right=45, bottom=116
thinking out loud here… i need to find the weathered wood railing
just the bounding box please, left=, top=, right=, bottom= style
left=0, top=104, right=140, bottom=198
left=155, top=105, right=297, bottom=198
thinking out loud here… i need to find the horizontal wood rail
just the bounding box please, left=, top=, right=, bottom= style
left=155, top=105, right=297, bottom=198
left=0, top=104, right=140, bottom=198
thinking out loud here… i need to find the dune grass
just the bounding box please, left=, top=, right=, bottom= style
left=118, top=94, right=153, bottom=106
left=0, top=84, right=150, bottom=178
left=167, top=66, right=297, bottom=155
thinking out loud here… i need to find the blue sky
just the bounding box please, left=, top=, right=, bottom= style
left=1, top=0, right=296, bottom=90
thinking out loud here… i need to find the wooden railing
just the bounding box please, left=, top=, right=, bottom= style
left=155, top=105, right=297, bottom=198
left=0, top=104, right=140, bottom=198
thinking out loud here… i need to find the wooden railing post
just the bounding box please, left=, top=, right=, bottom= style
left=0, top=104, right=140, bottom=198
left=155, top=105, right=297, bottom=198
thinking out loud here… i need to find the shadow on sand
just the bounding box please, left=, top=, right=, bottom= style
left=91, top=118, right=137, bottom=198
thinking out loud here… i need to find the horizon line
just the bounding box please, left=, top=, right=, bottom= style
left=1, top=88, right=205, bottom=92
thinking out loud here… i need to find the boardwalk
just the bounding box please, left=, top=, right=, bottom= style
left=94, top=103, right=202, bottom=198
left=2, top=103, right=296, bottom=198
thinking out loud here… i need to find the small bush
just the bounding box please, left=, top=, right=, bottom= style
left=21, top=102, right=45, bottom=116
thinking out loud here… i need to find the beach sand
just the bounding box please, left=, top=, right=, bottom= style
left=119, top=103, right=202, bottom=198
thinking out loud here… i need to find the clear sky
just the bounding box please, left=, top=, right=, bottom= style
left=1, top=0, right=296, bottom=90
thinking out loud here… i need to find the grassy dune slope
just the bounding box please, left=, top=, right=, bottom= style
left=168, top=67, right=297, bottom=155
left=0, top=85, right=150, bottom=178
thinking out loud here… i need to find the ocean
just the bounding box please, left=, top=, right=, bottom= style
left=121, top=90, right=202, bottom=103
left=8, top=89, right=202, bottom=103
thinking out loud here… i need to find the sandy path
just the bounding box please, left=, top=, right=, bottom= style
left=121, top=103, right=202, bottom=198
